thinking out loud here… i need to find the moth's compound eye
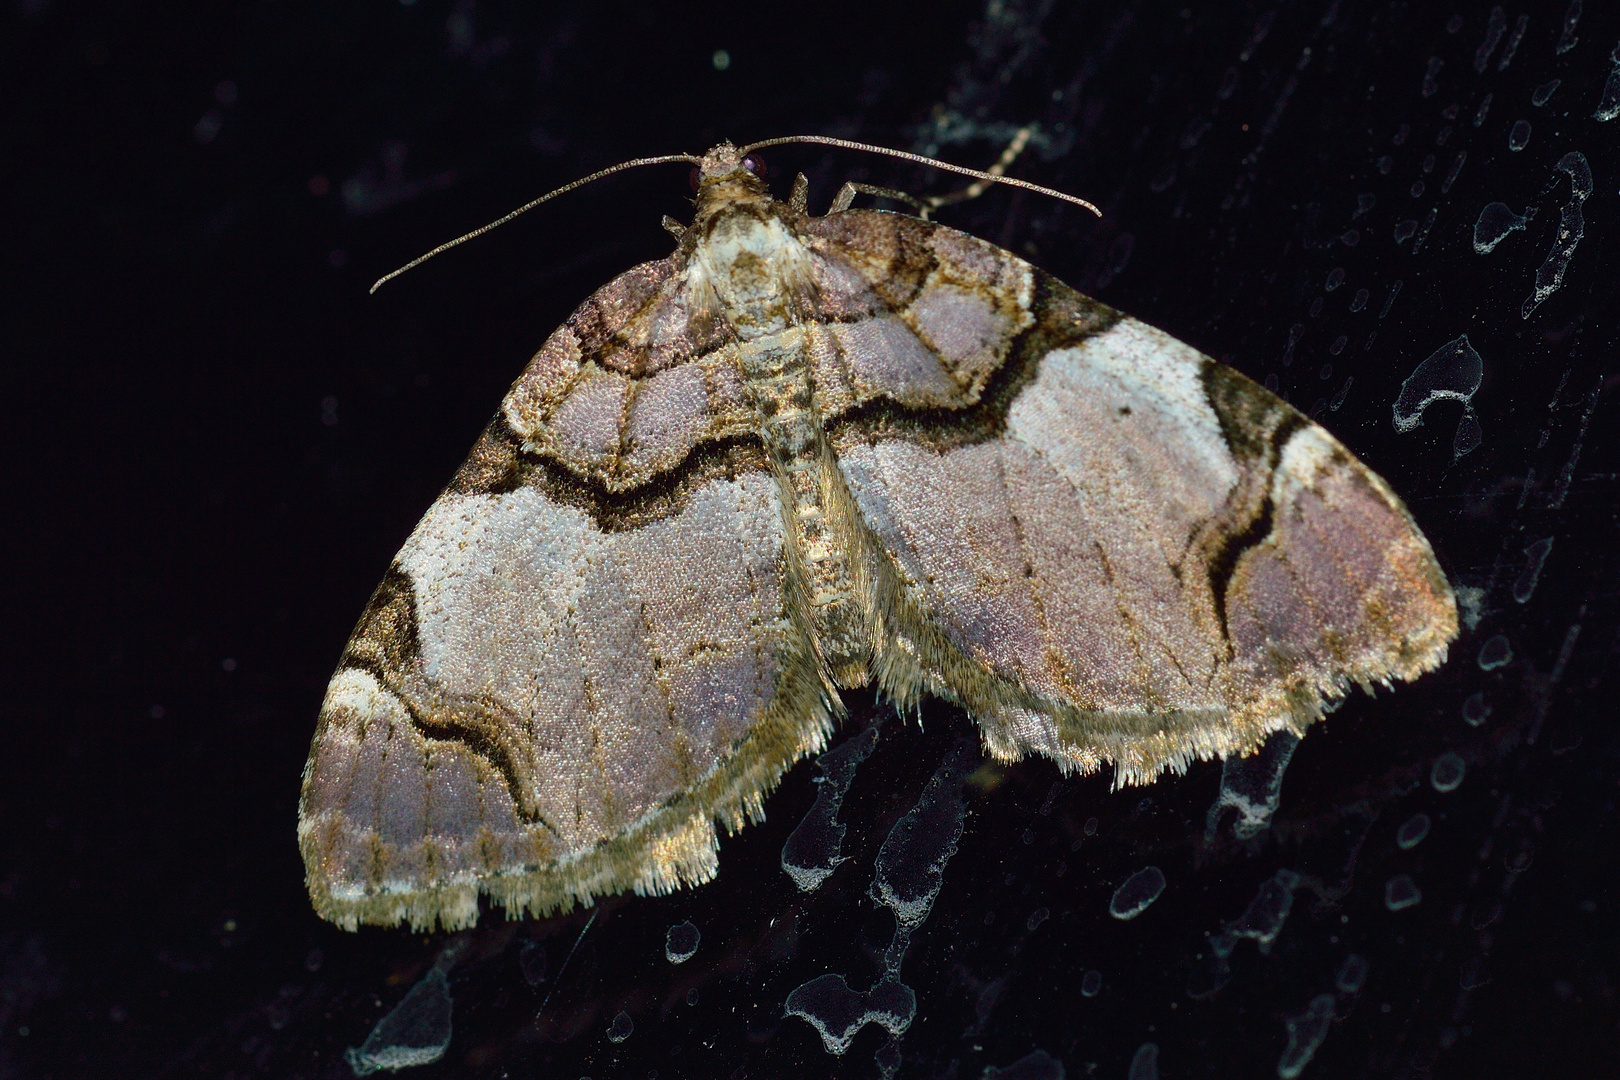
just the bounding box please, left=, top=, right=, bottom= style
left=742, top=153, right=767, bottom=177
left=689, top=167, right=702, bottom=192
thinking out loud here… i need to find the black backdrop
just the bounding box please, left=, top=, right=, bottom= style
left=5, top=1, right=1619, bottom=1077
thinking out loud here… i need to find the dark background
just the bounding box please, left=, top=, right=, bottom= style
left=4, top=1, right=1618, bottom=1077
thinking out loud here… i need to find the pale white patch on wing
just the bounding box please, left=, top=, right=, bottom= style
left=1019, top=319, right=1239, bottom=511
left=840, top=317, right=1244, bottom=715
left=395, top=472, right=787, bottom=850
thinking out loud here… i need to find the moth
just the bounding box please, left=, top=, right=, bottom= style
left=300, top=139, right=1457, bottom=931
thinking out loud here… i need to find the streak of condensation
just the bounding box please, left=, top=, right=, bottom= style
left=1110, top=865, right=1168, bottom=920
left=1391, top=334, right=1484, bottom=461
left=1556, top=0, right=1581, bottom=55
left=1498, top=14, right=1528, bottom=70
left=1205, top=729, right=1300, bottom=843
left=1595, top=40, right=1620, bottom=121
left=1473, top=202, right=1533, bottom=254
left=784, top=739, right=975, bottom=1063
left=1522, top=153, right=1593, bottom=319
left=345, top=941, right=463, bottom=1075
left=1473, top=6, right=1506, bottom=73
left=1214, top=869, right=1304, bottom=956
left=1276, top=993, right=1336, bottom=1079
left=1513, top=536, right=1555, bottom=603
left=981, top=1048, right=1066, bottom=1080
left=781, top=724, right=879, bottom=890
left=1191, top=867, right=1306, bottom=999
left=1128, top=1042, right=1161, bottom=1080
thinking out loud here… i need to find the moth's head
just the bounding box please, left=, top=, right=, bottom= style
left=691, top=142, right=771, bottom=215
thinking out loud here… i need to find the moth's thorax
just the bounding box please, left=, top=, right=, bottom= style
left=693, top=205, right=811, bottom=340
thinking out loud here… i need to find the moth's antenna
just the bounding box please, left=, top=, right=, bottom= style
left=741, top=134, right=1101, bottom=217
left=369, top=153, right=701, bottom=294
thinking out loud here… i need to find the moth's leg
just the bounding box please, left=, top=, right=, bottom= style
left=662, top=215, right=686, bottom=239
left=921, top=125, right=1035, bottom=216
left=828, top=182, right=932, bottom=217
left=789, top=173, right=809, bottom=214
left=826, top=125, right=1038, bottom=220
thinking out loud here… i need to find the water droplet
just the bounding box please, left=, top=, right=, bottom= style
left=1421, top=57, right=1443, bottom=98
left=1498, top=15, right=1528, bottom=70
left=1473, top=202, right=1532, bottom=254
left=1441, top=150, right=1467, bottom=193
left=1477, top=634, right=1513, bottom=670
left=1221, top=869, right=1302, bottom=954
left=346, top=965, right=454, bottom=1073
left=1430, top=752, right=1466, bottom=793
left=1277, top=994, right=1336, bottom=1078
left=1512, top=536, right=1555, bottom=603
left=782, top=725, right=878, bottom=891
left=1335, top=953, right=1370, bottom=993
left=1391, top=335, right=1484, bottom=438
left=1521, top=152, right=1592, bottom=319
left=1473, top=8, right=1507, bottom=72
left=1384, top=874, right=1422, bottom=911
left=783, top=975, right=914, bottom=1056
left=1595, top=42, right=1620, bottom=120
left=664, top=921, right=700, bottom=964
left=1205, top=730, right=1299, bottom=842
left=983, top=1048, right=1065, bottom=1080
left=1396, top=812, right=1432, bottom=849
left=1110, top=866, right=1167, bottom=920
left=518, top=940, right=547, bottom=986
left=1128, top=1041, right=1161, bottom=1080
left=1555, top=0, right=1581, bottom=54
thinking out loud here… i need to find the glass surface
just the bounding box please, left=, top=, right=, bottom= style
left=6, top=2, right=1617, bottom=1077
